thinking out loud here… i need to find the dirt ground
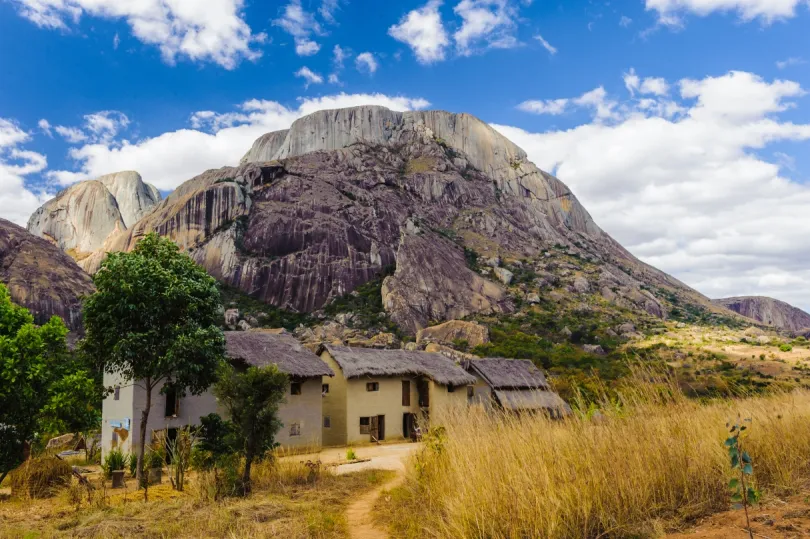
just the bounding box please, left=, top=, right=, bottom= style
left=668, top=496, right=810, bottom=538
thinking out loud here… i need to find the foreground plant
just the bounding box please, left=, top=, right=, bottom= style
left=726, top=417, right=760, bottom=539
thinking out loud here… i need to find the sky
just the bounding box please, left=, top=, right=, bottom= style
left=1, top=0, right=810, bottom=310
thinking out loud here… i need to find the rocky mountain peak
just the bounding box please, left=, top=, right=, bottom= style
left=713, top=296, right=810, bottom=333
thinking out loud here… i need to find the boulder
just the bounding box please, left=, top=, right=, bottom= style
left=573, top=276, right=590, bottom=294
left=617, top=323, right=636, bottom=334
left=583, top=344, right=606, bottom=355
left=237, top=320, right=252, bottom=331
left=224, top=309, right=240, bottom=327
left=494, top=267, right=514, bottom=285
left=416, top=320, right=490, bottom=347
left=526, top=292, right=541, bottom=304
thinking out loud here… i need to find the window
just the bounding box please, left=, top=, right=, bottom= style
left=164, top=386, right=179, bottom=417
left=290, top=423, right=301, bottom=436
left=366, top=382, right=379, bottom=392
left=113, top=386, right=120, bottom=401
left=359, top=417, right=370, bottom=434
left=322, top=384, right=330, bottom=395
left=323, top=416, right=331, bottom=428
left=402, top=380, right=410, bottom=406
left=447, top=385, right=456, bottom=393
left=291, top=382, right=302, bottom=395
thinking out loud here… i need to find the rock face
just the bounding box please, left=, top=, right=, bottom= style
left=27, top=171, right=160, bottom=264
left=416, top=320, right=490, bottom=347
left=55, top=106, right=737, bottom=333
left=0, top=218, right=94, bottom=330
left=714, top=296, right=810, bottom=333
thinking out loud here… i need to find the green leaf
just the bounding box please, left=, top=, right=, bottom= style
left=728, top=478, right=739, bottom=489
left=747, top=487, right=760, bottom=503
left=731, top=455, right=739, bottom=468
left=743, top=463, right=753, bottom=475
left=724, top=438, right=734, bottom=447
left=731, top=493, right=743, bottom=503
left=742, top=452, right=751, bottom=464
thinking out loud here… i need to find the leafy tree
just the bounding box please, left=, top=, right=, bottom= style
left=81, top=233, right=225, bottom=496
left=0, top=284, right=100, bottom=484
left=191, top=413, right=241, bottom=500
left=214, top=363, right=288, bottom=494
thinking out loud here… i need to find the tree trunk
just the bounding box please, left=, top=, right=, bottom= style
left=138, top=380, right=152, bottom=501
left=0, top=470, right=8, bottom=487
left=241, top=448, right=254, bottom=496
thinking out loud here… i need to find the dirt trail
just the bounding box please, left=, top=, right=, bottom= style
left=345, top=468, right=406, bottom=539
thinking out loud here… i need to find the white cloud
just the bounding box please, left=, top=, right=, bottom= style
left=38, top=119, right=53, bottom=137
left=494, top=70, right=810, bottom=310
left=454, top=0, right=521, bottom=55
left=619, top=15, right=633, bottom=27
left=52, top=111, right=130, bottom=145
left=319, top=0, right=342, bottom=23
left=47, top=93, right=431, bottom=192
left=517, top=98, right=569, bottom=115
left=328, top=73, right=341, bottom=84
left=533, top=34, right=557, bottom=55
left=0, top=119, right=52, bottom=226
left=777, top=57, right=806, bottom=69
left=54, top=126, right=88, bottom=144
left=274, top=0, right=323, bottom=56
left=295, top=66, right=324, bottom=87
left=640, top=77, right=670, bottom=96
left=333, top=44, right=349, bottom=67
left=388, top=0, right=450, bottom=64
left=11, top=0, right=264, bottom=69
left=645, top=0, right=807, bottom=26
left=113, top=32, right=120, bottom=50
left=355, top=52, right=378, bottom=74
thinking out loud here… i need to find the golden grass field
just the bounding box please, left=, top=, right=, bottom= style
left=376, top=373, right=810, bottom=538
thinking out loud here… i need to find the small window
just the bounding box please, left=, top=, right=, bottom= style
left=323, top=416, right=331, bottom=428
left=359, top=417, right=370, bottom=434
left=164, top=386, right=179, bottom=417
left=322, top=384, right=330, bottom=395
left=114, top=386, right=120, bottom=401
left=290, top=422, right=301, bottom=436
left=467, top=386, right=474, bottom=400
left=366, top=382, right=379, bottom=392
left=291, top=382, right=302, bottom=395
left=447, top=385, right=456, bottom=393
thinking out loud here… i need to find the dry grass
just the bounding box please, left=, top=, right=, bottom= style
left=0, top=459, right=394, bottom=538
left=377, top=379, right=810, bottom=538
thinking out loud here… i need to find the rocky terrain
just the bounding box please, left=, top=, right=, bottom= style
left=713, top=296, right=810, bottom=333
left=24, top=106, right=750, bottom=338
left=0, top=218, right=94, bottom=330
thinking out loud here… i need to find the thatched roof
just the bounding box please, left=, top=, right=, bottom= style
left=465, top=358, right=549, bottom=390
left=494, top=389, right=572, bottom=414
left=320, top=345, right=476, bottom=387
left=226, top=331, right=333, bottom=378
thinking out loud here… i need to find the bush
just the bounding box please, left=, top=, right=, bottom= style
left=780, top=344, right=793, bottom=352
left=103, top=449, right=128, bottom=478
left=9, top=457, right=72, bottom=499
left=346, top=448, right=357, bottom=461
left=129, top=453, right=137, bottom=477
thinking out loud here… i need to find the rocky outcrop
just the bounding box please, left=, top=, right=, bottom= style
left=416, top=320, right=490, bottom=347
left=26, top=171, right=160, bottom=263
left=0, top=218, right=94, bottom=330
left=714, top=296, right=810, bottom=333
left=239, top=130, right=289, bottom=165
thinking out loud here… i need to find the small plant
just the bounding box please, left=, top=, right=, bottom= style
left=725, top=417, right=760, bottom=539
left=103, top=449, right=128, bottom=479
left=166, top=427, right=197, bottom=492
left=128, top=453, right=137, bottom=477
left=780, top=344, right=793, bottom=352
left=759, top=354, right=766, bottom=361
left=346, top=448, right=357, bottom=461
left=146, top=447, right=165, bottom=470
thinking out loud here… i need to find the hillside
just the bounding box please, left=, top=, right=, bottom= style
left=0, top=218, right=94, bottom=330
left=713, top=296, right=810, bottom=333
left=26, top=106, right=747, bottom=339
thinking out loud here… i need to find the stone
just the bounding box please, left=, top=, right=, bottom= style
left=494, top=267, right=514, bottom=285
left=573, top=276, right=590, bottom=294
left=485, top=256, right=501, bottom=268
left=561, top=326, right=572, bottom=338
left=416, top=320, right=490, bottom=347
left=403, top=342, right=421, bottom=351
left=224, top=309, right=240, bottom=327
left=549, top=291, right=564, bottom=303
left=237, top=320, right=252, bottom=331
left=757, top=335, right=771, bottom=344
left=601, top=286, right=617, bottom=302
left=526, top=292, right=541, bottom=304
left=583, top=344, right=606, bottom=355
left=617, top=323, right=636, bottom=334
left=246, top=315, right=260, bottom=327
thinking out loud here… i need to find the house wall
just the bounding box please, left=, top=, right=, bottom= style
left=345, top=375, right=421, bottom=444
left=276, top=378, right=323, bottom=448
left=321, top=352, right=349, bottom=447
left=101, top=371, right=135, bottom=460
left=427, top=380, right=472, bottom=424
left=468, top=375, right=495, bottom=409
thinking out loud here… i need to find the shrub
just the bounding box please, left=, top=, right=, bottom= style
left=9, top=457, right=71, bottom=499
left=780, top=344, right=793, bottom=352
left=103, top=449, right=128, bottom=478
left=129, top=453, right=137, bottom=477
left=346, top=448, right=357, bottom=461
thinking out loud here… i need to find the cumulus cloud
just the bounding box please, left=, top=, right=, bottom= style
left=0, top=119, right=52, bottom=226
left=274, top=0, right=323, bottom=56
left=319, top=0, right=343, bottom=23
left=533, top=34, right=557, bottom=55
left=52, top=111, right=130, bottom=146
left=355, top=52, right=378, bottom=74
left=294, top=66, right=324, bottom=87
left=517, top=98, right=569, bottom=115
left=47, top=93, right=430, bottom=193
left=645, top=0, right=807, bottom=25
left=619, top=15, right=633, bottom=27
left=11, top=0, right=264, bottom=69
left=388, top=0, right=450, bottom=64
left=496, top=70, right=810, bottom=309
left=777, top=57, right=806, bottom=69
left=454, top=0, right=521, bottom=55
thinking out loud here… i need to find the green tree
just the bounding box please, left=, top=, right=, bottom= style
left=0, top=284, right=100, bottom=484
left=81, top=233, right=225, bottom=496
left=214, top=363, right=288, bottom=494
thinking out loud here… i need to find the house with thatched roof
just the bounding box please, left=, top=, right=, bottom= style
left=464, top=358, right=571, bottom=417
left=101, top=330, right=334, bottom=459
left=317, top=345, right=477, bottom=446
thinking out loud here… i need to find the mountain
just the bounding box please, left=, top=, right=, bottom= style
left=713, top=296, right=810, bottom=333
left=40, top=105, right=741, bottom=335
left=27, top=171, right=160, bottom=270
left=0, top=218, right=94, bottom=330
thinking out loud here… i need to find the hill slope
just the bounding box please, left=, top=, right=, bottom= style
left=713, top=296, right=810, bottom=333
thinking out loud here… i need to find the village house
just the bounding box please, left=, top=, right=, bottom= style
left=317, top=345, right=477, bottom=446
left=464, top=358, right=571, bottom=417
left=101, top=331, right=334, bottom=459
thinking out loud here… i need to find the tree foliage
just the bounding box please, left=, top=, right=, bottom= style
left=214, top=363, right=288, bottom=494
left=0, top=284, right=100, bottom=482
left=81, top=233, right=226, bottom=493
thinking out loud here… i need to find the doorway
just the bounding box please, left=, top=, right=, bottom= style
left=370, top=415, right=386, bottom=442
left=403, top=413, right=417, bottom=439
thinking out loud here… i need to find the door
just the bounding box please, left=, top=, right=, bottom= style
left=370, top=416, right=379, bottom=441
left=377, top=415, right=385, bottom=441
left=403, top=413, right=417, bottom=439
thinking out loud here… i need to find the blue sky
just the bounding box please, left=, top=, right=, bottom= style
left=2, top=0, right=810, bottom=309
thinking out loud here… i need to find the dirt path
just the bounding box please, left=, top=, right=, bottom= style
left=345, top=468, right=406, bottom=539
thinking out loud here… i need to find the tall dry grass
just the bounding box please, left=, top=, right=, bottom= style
left=385, top=378, right=810, bottom=538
